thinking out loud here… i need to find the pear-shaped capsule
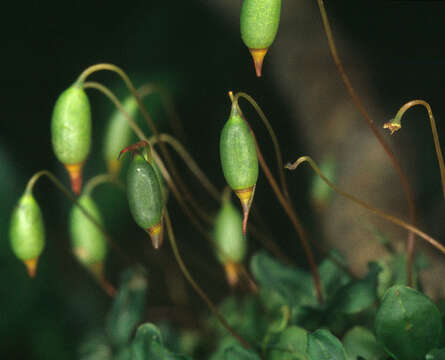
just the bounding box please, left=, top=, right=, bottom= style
left=213, top=198, right=247, bottom=286
left=103, top=95, right=139, bottom=175
left=220, top=104, right=258, bottom=234
left=51, top=84, right=92, bottom=194
left=127, top=154, right=164, bottom=249
left=69, top=194, right=107, bottom=276
left=10, top=192, right=45, bottom=277
left=240, top=0, right=281, bottom=76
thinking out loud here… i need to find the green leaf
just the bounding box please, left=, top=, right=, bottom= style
left=342, top=326, right=385, bottom=360
left=333, top=262, right=380, bottom=314
left=318, top=252, right=351, bottom=302
left=426, top=349, right=445, bottom=360
left=208, top=296, right=267, bottom=345
left=267, top=326, right=309, bottom=360
left=222, top=344, right=260, bottom=359
left=106, top=268, right=148, bottom=347
left=131, top=323, right=192, bottom=360
left=306, top=329, right=347, bottom=360
left=250, top=251, right=316, bottom=309
left=375, top=285, right=442, bottom=360
left=78, top=332, right=112, bottom=360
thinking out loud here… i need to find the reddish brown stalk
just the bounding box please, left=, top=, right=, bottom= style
left=316, top=0, right=417, bottom=286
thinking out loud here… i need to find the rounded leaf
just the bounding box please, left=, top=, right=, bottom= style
left=375, top=285, right=442, bottom=360
left=51, top=84, right=91, bottom=165
left=220, top=108, right=258, bottom=191
left=10, top=192, right=45, bottom=261
left=240, top=0, right=281, bottom=49
left=127, top=155, right=163, bottom=230
left=69, top=195, right=107, bottom=266
left=213, top=199, right=246, bottom=264
left=343, top=326, right=385, bottom=360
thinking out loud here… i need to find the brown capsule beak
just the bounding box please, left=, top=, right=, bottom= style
left=65, top=162, right=84, bottom=195
left=224, top=262, right=241, bottom=288
left=235, top=184, right=256, bottom=235
left=24, top=257, right=39, bottom=278
left=249, top=48, right=268, bottom=77
left=146, top=222, right=163, bottom=250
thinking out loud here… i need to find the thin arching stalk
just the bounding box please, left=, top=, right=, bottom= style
left=384, top=100, right=445, bottom=199
left=164, top=211, right=253, bottom=351
left=232, top=92, right=290, bottom=201
left=137, top=84, right=185, bottom=140
left=286, top=157, right=445, bottom=255
left=78, top=64, right=207, bottom=237
left=229, top=94, right=324, bottom=304
left=83, top=81, right=211, bottom=241
left=315, top=0, right=417, bottom=286
left=82, top=174, right=125, bottom=196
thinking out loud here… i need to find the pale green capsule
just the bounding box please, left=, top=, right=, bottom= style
left=103, top=96, right=139, bottom=175
left=240, top=0, right=281, bottom=76
left=51, top=84, right=92, bottom=194
left=10, top=192, right=45, bottom=277
left=213, top=199, right=246, bottom=264
left=69, top=195, right=107, bottom=266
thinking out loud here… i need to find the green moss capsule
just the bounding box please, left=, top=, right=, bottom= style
left=127, top=154, right=164, bottom=249
left=220, top=104, right=258, bottom=234
left=240, top=0, right=281, bottom=77
left=69, top=195, right=107, bottom=270
left=51, top=84, right=92, bottom=194
left=213, top=197, right=247, bottom=286
left=103, top=96, right=139, bottom=175
left=10, top=192, right=45, bottom=277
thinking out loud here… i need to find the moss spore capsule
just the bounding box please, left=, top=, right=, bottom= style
left=240, top=0, right=281, bottom=76
left=103, top=95, right=139, bottom=175
left=213, top=197, right=247, bottom=286
left=69, top=195, right=107, bottom=274
left=220, top=103, right=258, bottom=233
left=126, top=153, right=164, bottom=249
left=10, top=192, right=45, bottom=277
left=51, top=83, right=92, bottom=195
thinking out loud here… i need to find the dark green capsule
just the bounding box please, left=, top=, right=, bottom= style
left=240, top=0, right=281, bottom=76
left=51, top=84, right=92, bottom=194
left=127, top=154, right=164, bottom=248
left=10, top=192, right=45, bottom=277
left=103, top=95, right=139, bottom=175
left=69, top=195, right=107, bottom=267
left=220, top=105, right=258, bottom=192
left=213, top=199, right=246, bottom=265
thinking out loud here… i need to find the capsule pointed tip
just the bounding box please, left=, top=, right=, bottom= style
left=249, top=48, right=268, bottom=77
left=147, top=223, right=163, bottom=250
left=224, top=262, right=241, bottom=287
left=24, top=257, right=39, bottom=278
left=235, top=185, right=255, bottom=235
left=64, top=162, right=84, bottom=195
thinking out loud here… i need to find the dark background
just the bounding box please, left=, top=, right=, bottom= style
left=2, top=1, right=445, bottom=358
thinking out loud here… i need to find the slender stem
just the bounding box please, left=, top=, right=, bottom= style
left=82, top=174, right=125, bottom=196
left=315, top=0, right=417, bottom=286
left=137, top=83, right=186, bottom=140
left=229, top=94, right=324, bottom=304
left=384, top=100, right=445, bottom=199
left=149, top=133, right=221, bottom=202
left=232, top=92, right=290, bottom=201
left=24, top=170, right=139, bottom=269
left=286, top=157, right=445, bottom=255
left=164, top=211, right=253, bottom=350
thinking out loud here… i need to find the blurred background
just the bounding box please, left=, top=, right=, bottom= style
left=2, top=0, right=445, bottom=358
